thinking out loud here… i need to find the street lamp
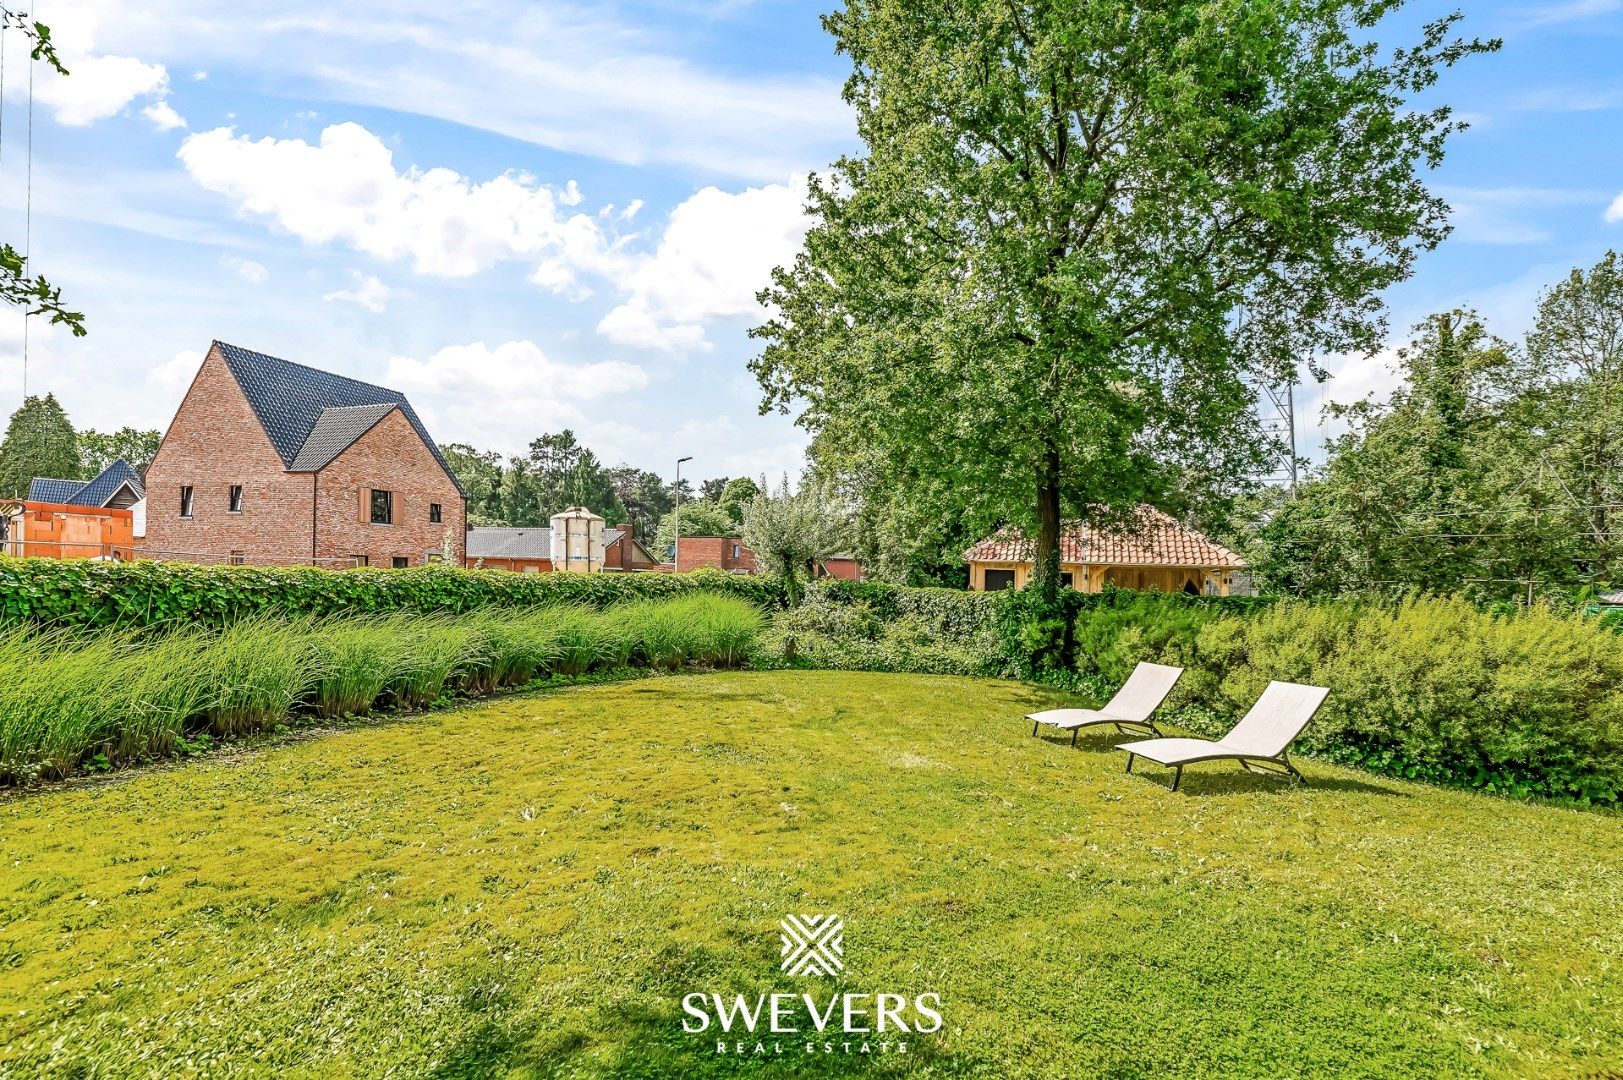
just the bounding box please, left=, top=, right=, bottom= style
left=674, top=455, right=693, bottom=572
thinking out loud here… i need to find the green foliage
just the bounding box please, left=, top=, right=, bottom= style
left=0, top=558, right=782, bottom=629
left=77, top=427, right=162, bottom=478
left=440, top=443, right=506, bottom=523
left=754, top=0, right=1496, bottom=581
left=0, top=593, right=772, bottom=784
left=1187, top=597, right=1623, bottom=805
left=764, top=583, right=999, bottom=676
left=652, top=500, right=737, bottom=558
left=501, top=429, right=626, bottom=527
left=739, top=476, right=850, bottom=604
left=0, top=393, right=81, bottom=499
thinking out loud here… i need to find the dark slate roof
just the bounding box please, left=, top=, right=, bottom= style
left=288, top=403, right=399, bottom=471
left=466, top=527, right=554, bottom=560
left=27, top=477, right=84, bottom=503
left=75, top=459, right=144, bottom=507
left=214, top=341, right=465, bottom=495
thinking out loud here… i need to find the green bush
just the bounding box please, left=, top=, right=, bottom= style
left=1187, top=597, right=1623, bottom=805
left=764, top=587, right=999, bottom=676
left=0, top=558, right=783, bottom=630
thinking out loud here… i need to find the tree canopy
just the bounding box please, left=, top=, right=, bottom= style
left=78, top=428, right=161, bottom=478
left=0, top=394, right=80, bottom=499
left=752, top=0, right=1496, bottom=598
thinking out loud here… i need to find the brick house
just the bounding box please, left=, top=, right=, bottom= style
left=143, top=341, right=465, bottom=567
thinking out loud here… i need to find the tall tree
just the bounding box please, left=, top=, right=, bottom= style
left=653, top=500, right=737, bottom=559
left=502, top=430, right=626, bottom=527
left=0, top=16, right=84, bottom=339
left=752, top=0, right=1496, bottom=600
left=718, top=475, right=762, bottom=526
left=79, top=427, right=161, bottom=478
left=1525, top=250, right=1623, bottom=567
left=608, top=465, right=675, bottom=542
left=699, top=476, right=731, bottom=502
left=0, top=393, right=80, bottom=498
left=440, top=443, right=506, bottom=525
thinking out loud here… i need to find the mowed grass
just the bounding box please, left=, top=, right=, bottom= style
left=1, top=671, right=1619, bottom=1079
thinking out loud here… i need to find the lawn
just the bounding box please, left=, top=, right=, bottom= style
left=2, top=670, right=1619, bottom=1078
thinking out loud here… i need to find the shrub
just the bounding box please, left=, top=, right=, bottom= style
left=1187, top=597, right=1623, bottom=805
left=0, top=559, right=784, bottom=630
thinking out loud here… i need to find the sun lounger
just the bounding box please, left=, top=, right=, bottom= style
left=1116, top=680, right=1329, bottom=791
left=1026, top=662, right=1183, bottom=746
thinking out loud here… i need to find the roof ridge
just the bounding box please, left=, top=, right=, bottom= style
left=215, top=340, right=407, bottom=400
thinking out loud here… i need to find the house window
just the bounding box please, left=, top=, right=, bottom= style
left=429, top=502, right=442, bottom=524
left=370, top=489, right=393, bottom=525
left=983, top=569, right=1016, bottom=591
left=1060, top=571, right=1074, bottom=589
left=392, top=556, right=408, bottom=569
left=228, top=485, right=243, bottom=513
left=731, top=543, right=741, bottom=559
left=229, top=551, right=245, bottom=566
left=352, top=554, right=369, bottom=567
left=179, top=486, right=194, bottom=518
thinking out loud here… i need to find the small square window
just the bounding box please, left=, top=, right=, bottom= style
left=229, top=551, right=245, bottom=566
left=429, top=502, right=442, bottom=524
left=392, top=556, right=408, bottom=569
left=179, top=486, right=194, bottom=518
left=370, top=489, right=393, bottom=525
left=229, top=485, right=243, bottom=513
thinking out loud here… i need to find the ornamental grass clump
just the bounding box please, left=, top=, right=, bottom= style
left=387, top=617, right=480, bottom=709
left=112, top=628, right=211, bottom=759
left=550, top=605, right=627, bottom=676
left=197, top=615, right=322, bottom=737
left=462, top=608, right=568, bottom=693
left=672, top=593, right=763, bottom=668
left=0, top=627, right=128, bottom=782
left=309, top=616, right=409, bottom=717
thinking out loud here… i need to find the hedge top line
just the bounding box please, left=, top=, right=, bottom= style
left=0, top=558, right=1270, bottom=630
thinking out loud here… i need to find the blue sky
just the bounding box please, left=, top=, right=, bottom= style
left=1, top=0, right=1621, bottom=485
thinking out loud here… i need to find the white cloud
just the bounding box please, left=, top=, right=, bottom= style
left=55, top=0, right=851, bottom=181
left=384, top=340, right=648, bottom=453
left=142, top=100, right=188, bottom=131
left=323, top=272, right=392, bottom=313
left=26, top=7, right=170, bottom=126
left=147, top=349, right=203, bottom=395
left=219, top=255, right=268, bottom=283
left=178, top=122, right=618, bottom=285
left=1439, top=185, right=1605, bottom=245
left=1512, top=0, right=1621, bottom=28
left=1607, top=192, right=1623, bottom=223
left=598, top=178, right=809, bottom=351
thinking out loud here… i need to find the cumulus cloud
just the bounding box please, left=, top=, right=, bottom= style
left=147, top=349, right=203, bottom=394
left=28, top=7, right=170, bottom=126
left=384, top=340, right=648, bottom=452
left=219, top=255, right=268, bottom=283
left=142, top=100, right=187, bottom=131
left=323, top=272, right=392, bottom=313
left=1607, top=191, right=1623, bottom=223
left=597, top=179, right=809, bottom=351
left=178, top=122, right=619, bottom=286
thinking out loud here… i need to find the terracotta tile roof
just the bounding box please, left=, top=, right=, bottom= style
left=963, top=507, right=1244, bottom=569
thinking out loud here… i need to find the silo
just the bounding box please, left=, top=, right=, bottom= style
left=549, top=506, right=606, bottom=573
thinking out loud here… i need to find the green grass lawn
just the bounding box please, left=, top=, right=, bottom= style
left=3, top=670, right=1619, bottom=1078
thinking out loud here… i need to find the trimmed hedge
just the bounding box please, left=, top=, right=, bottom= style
left=0, top=558, right=782, bottom=629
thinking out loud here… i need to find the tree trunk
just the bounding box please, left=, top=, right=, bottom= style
left=1033, top=444, right=1063, bottom=604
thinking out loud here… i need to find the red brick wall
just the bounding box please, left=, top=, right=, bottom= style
left=314, top=408, right=466, bottom=567
left=144, top=345, right=316, bottom=564
left=676, top=536, right=755, bottom=573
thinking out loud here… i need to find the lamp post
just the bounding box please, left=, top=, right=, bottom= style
left=674, top=455, right=693, bottom=572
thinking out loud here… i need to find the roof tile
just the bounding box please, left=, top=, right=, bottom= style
left=963, top=507, right=1244, bottom=569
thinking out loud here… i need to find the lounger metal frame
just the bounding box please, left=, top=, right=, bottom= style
left=1123, top=747, right=1305, bottom=792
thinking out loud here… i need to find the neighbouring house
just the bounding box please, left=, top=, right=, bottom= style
left=0, top=459, right=146, bottom=560
left=963, top=507, right=1245, bottom=595
left=465, top=511, right=658, bottom=573
left=674, top=535, right=862, bottom=580
left=142, top=341, right=466, bottom=568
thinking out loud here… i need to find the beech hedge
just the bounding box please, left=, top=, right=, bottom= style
left=0, top=558, right=781, bottom=629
